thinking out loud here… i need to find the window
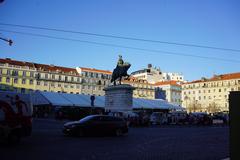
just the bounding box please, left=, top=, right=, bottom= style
left=37, top=81, right=41, bottom=85
left=219, top=89, right=221, bottom=92
left=224, top=88, right=227, bottom=92
left=64, top=85, right=68, bottom=88
left=45, top=73, right=48, bottom=79
left=22, top=71, right=26, bottom=77
left=0, top=77, right=1, bottom=82
left=52, top=74, right=55, bottom=79
left=65, top=76, right=68, bottom=82
left=12, top=70, right=18, bottom=76
left=76, top=85, right=80, bottom=89
left=71, top=77, right=74, bottom=82
left=0, top=69, right=2, bottom=74
left=51, top=83, right=55, bottom=87
left=30, top=72, right=34, bottom=77
left=44, top=82, right=48, bottom=86
left=30, top=79, right=33, bottom=85
left=198, top=90, right=201, bottom=93
left=7, top=70, right=11, bottom=75
left=59, top=75, right=62, bottom=81
left=58, top=84, right=61, bottom=87
left=22, top=79, right=26, bottom=84
left=70, top=85, right=74, bottom=88
left=208, top=90, right=210, bottom=93
left=77, top=77, right=80, bottom=82
left=82, top=85, right=85, bottom=89
left=14, top=78, right=18, bottom=84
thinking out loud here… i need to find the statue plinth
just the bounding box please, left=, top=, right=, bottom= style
left=104, top=84, right=135, bottom=112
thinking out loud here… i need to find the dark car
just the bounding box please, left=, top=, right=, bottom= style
left=63, top=115, right=128, bottom=137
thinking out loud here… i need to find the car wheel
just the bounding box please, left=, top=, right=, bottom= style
left=115, top=129, right=123, bottom=136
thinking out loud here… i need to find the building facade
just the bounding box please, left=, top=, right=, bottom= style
left=131, top=64, right=185, bottom=84
left=0, top=58, right=82, bottom=94
left=182, top=73, right=240, bottom=113
left=76, top=67, right=112, bottom=96
left=0, top=58, right=36, bottom=93
left=131, top=64, right=163, bottom=84
left=123, top=77, right=155, bottom=99
left=162, top=72, right=184, bottom=82
left=154, top=80, right=182, bottom=106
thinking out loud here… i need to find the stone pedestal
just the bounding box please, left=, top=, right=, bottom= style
left=104, top=84, right=135, bottom=112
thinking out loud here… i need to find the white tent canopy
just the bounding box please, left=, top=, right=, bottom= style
left=32, top=91, right=105, bottom=108
left=32, top=91, right=183, bottom=110
left=132, top=98, right=182, bottom=110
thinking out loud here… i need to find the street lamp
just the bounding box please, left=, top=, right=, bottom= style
left=0, top=37, right=13, bottom=46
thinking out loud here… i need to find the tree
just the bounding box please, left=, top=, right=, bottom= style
left=206, top=102, right=221, bottom=113
left=187, top=101, right=202, bottom=113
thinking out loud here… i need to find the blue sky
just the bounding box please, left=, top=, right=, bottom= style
left=0, top=0, right=240, bottom=81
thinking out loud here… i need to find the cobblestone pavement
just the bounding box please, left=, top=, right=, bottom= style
left=0, top=118, right=229, bottom=160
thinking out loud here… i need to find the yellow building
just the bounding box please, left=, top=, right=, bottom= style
left=123, top=77, right=155, bottom=99
left=34, top=63, right=82, bottom=94
left=0, top=58, right=81, bottom=94
left=182, top=72, right=240, bottom=113
left=0, top=58, right=36, bottom=93
left=0, top=58, right=156, bottom=99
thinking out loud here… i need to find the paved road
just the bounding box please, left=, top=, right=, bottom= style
left=0, top=119, right=229, bottom=160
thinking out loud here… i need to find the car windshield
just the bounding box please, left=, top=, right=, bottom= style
left=79, top=115, right=95, bottom=123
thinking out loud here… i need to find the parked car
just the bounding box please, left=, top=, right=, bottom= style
left=168, top=111, right=188, bottom=125
left=189, top=112, right=212, bottom=125
left=150, top=112, right=168, bottom=125
left=63, top=115, right=128, bottom=137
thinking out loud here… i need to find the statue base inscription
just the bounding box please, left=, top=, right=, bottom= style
left=104, top=84, right=135, bottom=112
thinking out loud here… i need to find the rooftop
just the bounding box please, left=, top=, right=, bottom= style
left=184, top=72, right=240, bottom=84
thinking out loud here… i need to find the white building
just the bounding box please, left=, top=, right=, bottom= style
left=131, top=64, right=163, bottom=84
left=155, top=80, right=182, bottom=106
left=131, top=64, right=185, bottom=84
left=182, top=72, right=240, bottom=113
left=162, top=72, right=184, bottom=82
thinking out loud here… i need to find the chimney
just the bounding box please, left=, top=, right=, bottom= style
left=148, top=64, right=152, bottom=68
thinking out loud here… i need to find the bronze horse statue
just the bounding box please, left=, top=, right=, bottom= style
left=111, top=63, right=131, bottom=85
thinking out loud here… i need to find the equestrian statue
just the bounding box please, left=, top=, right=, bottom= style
left=111, top=55, right=131, bottom=85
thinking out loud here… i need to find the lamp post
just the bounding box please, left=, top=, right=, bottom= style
left=0, top=37, right=13, bottom=46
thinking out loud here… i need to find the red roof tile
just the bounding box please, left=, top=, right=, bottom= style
left=154, top=80, right=181, bottom=86
left=184, top=72, right=240, bottom=84
left=80, top=67, right=112, bottom=74
left=0, top=58, right=79, bottom=75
